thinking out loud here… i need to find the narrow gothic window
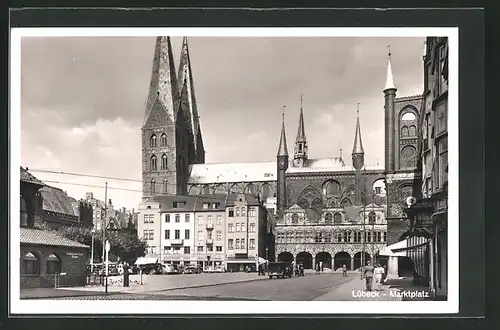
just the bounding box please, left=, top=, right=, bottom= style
left=163, top=179, right=168, bottom=194
left=325, top=212, right=333, bottom=223
left=150, top=135, right=157, bottom=148
left=409, top=125, right=417, bottom=137
left=151, top=179, right=156, bottom=194
left=150, top=155, right=157, bottom=171
left=161, top=154, right=167, bottom=170
left=401, top=126, right=409, bottom=138
left=161, top=133, right=167, bottom=147
left=291, top=213, right=299, bottom=224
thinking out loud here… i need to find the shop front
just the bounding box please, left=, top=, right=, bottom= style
left=226, top=259, right=257, bottom=272
left=405, top=194, right=448, bottom=300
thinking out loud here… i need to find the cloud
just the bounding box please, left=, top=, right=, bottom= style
left=21, top=109, right=142, bottom=209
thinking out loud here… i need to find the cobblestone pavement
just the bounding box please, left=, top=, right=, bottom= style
left=52, top=294, right=258, bottom=300
left=146, top=273, right=357, bottom=300
left=56, top=272, right=267, bottom=294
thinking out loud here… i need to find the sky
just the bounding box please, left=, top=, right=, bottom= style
left=20, top=36, right=425, bottom=211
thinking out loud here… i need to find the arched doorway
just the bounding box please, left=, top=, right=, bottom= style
left=296, top=252, right=313, bottom=269
left=334, top=251, right=351, bottom=271
left=353, top=252, right=371, bottom=271
left=277, top=252, right=294, bottom=263
left=315, top=252, right=332, bottom=271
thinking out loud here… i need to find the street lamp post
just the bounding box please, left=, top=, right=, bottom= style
left=91, top=228, right=95, bottom=274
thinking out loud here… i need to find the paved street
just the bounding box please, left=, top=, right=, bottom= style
left=23, top=272, right=429, bottom=301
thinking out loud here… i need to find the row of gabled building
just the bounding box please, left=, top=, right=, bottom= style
left=138, top=193, right=273, bottom=272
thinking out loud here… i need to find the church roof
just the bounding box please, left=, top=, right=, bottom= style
left=188, top=161, right=277, bottom=184
left=40, top=185, right=79, bottom=217
left=188, top=159, right=385, bottom=182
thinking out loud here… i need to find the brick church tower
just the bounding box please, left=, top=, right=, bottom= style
left=141, top=37, right=205, bottom=199
left=383, top=51, right=422, bottom=244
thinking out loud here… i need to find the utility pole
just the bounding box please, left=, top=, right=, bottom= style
left=102, top=182, right=108, bottom=292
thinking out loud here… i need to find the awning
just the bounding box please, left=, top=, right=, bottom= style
left=258, top=257, right=268, bottom=264
left=135, top=257, right=158, bottom=265
left=391, top=241, right=428, bottom=253
left=378, top=240, right=408, bottom=257
left=226, top=259, right=256, bottom=264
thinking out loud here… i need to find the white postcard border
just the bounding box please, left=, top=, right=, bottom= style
left=10, top=27, right=459, bottom=315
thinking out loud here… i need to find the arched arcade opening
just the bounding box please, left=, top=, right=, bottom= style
left=296, top=252, right=313, bottom=269
left=334, top=251, right=351, bottom=271
left=353, top=252, right=371, bottom=271
left=315, top=252, right=332, bottom=271
left=277, top=252, right=294, bottom=263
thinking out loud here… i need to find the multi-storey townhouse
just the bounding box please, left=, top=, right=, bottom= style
left=194, top=196, right=227, bottom=270
left=225, top=194, right=269, bottom=272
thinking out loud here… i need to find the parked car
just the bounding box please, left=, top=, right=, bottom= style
left=183, top=266, right=201, bottom=274
left=161, top=263, right=179, bottom=275
left=140, top=263, right=162, bottom=275
left=204, top=266, right=226, bottom=273
left=267, top=262, right=293, bottom=279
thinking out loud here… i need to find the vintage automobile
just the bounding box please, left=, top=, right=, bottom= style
left=183, top=265, right=202, bottom=274
left=267, top=262, right=293, bottom=279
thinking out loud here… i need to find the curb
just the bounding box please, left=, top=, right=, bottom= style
left=21, top=291, right=123, bottom=300
left=21, top=276, right=269, bottom=299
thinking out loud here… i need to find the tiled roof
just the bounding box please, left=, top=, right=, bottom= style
left=188, top=161, right=276, bottom=184
left=40, top=186, right=79, bottom=216
left=20, top=167, right=45, bottom=186
left=151, top=193, right=262, bottom=212
left=20, top=227, right=89, bottom=249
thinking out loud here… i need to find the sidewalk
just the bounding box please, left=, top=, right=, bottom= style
left=20, top=288, right=121, bottom=299
left=314, top=275, right=402, bottom=301
left=21, top=273, right=269, bottom=298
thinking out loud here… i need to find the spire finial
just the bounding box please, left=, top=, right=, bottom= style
left=282, top=105, right=286, bottom=121
left=300, top=94, right=303, bottom=109
left=384, top=46, right=396, bottom=91
left=340, top=142, right=343, bottom=159
left=357, top=102, right=360, bottom=116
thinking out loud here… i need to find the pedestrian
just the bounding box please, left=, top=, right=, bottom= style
left=342, top=264, right=347, bottom=277
left=382, top=264, right=388, bottom=283
left=363, top=261, right=375, bottom=291
left=123, top=261, right=130, bottom=287
left=319, top=261, right=323, bottom=272
left=374, top=263, right=384, bottom=291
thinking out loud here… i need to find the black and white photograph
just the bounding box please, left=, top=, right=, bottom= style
left=10, top=27, right=457, bottom=314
